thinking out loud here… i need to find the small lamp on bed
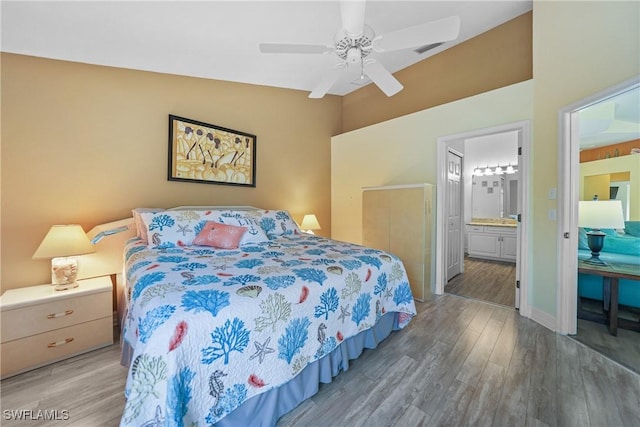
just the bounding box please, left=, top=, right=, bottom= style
left=300, top=214, right=321, bottom=235
left=33, top=225, right=96, bottom=291
left=578, top=200, right=625, bottom=265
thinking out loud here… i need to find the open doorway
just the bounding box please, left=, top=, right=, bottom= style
left=435, top=121, right=530, bottom=315
left=558, top=76, right=640, bottom=373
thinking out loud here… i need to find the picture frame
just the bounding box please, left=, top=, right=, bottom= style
left=168, top=115, right=256, bottom=187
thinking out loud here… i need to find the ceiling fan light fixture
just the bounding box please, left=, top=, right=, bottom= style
left=261, top=1, right=460, bottom=99
left=335, top=25, right=375, bottom=62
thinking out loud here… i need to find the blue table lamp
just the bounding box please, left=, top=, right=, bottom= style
left=578, top=200, right=625, bottom=265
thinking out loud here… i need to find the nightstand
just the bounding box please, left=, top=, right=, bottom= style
left=0, top=276, right=113, bottom=378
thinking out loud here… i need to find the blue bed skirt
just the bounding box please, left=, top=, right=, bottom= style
left=121, top=311, right=401, bottom=426
left=218, top=311, right=400, bottom=426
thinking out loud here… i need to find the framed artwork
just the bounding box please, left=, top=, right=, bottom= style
left=168, top=115, right=256, bottom=187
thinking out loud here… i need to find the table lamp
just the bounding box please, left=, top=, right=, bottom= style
left=578, top=200, right=625, bottom=265
left=300, top=214, right=321, bottom=235
left=33, top=225, right=96, bottom=290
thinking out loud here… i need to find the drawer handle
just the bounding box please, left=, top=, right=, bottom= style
left=47, top=310, right=74, bottom=319
left=48, top=337, right=74, bottom=348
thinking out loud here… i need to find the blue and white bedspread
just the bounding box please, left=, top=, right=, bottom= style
left=120, top=234, right=417, bottom=426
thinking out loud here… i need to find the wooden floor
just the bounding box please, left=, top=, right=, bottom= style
left=445, top=256, right=640, bottom=376
left=445, top=256, right=516, bottom=307
left=2, top=294, right=639, bottom=426
left=573, top=315, right=640, bottom=375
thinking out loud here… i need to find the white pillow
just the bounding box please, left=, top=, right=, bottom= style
left=132, top=208, right=165, bottom=242
left=242, top=209, right=301, bottom=238
left=140, top=210, right=221, bottom=247
left=139, top=209, right=270, bottom=247
left=216, top=212, right=269, bottom=245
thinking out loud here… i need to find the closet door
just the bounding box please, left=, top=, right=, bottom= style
left=389, top=187, right=425, bottom=300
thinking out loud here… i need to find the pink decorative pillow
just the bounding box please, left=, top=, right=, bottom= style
left=193, top=221, right=247, bottom=249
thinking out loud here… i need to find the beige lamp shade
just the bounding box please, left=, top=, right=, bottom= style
left=33, top=225, right=96, bottom=259
left=300, top=214, right=321, bottom=231
left=578, top=200, right=625, bottom=229
left=33, top=225, right=95, bottom=290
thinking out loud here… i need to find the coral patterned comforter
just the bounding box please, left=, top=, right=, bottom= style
left=120, top=233, right=416, bottom=426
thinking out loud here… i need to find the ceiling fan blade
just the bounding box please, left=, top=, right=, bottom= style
left=259, top=43, right=331, bottom=54
left=364, top=61, right=403, bottom=97
left=309, top=67, right=345, bottom=99
left=374, top=16, right=461, bottom=52
left=340, top=0, right=366, bottom=38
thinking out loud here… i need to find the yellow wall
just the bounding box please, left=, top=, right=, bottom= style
left=531, top=0, right=640, bottom=315
left=1, top=53, right=342, bottom=291
left=332, top=80, right=533, bottom=245
left=580, top=155, right=640, bottom=219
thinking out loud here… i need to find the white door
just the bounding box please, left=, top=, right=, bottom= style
left=446, top=150, right=463, bottom=281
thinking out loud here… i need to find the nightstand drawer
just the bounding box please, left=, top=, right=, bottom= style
left=0, top=316, right=113, bottom=378
left=1, top=290, right=111, bottom=342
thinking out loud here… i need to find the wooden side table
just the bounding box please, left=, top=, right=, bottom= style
left=578, top=256, right=640, bottom=336
left=0, top=276, right=113, bottom=378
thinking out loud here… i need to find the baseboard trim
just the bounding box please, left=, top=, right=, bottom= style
left=531, top=307, right=556, bottom=332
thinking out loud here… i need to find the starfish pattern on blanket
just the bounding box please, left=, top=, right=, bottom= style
left=249, top=337, right=275, bottom=363
left=338, top=304, right=351, bottom=323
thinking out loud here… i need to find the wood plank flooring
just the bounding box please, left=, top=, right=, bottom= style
left=2, top=294, right=639, bottom=426
left=446, top=256, right=640, bottom=375
left=445, top=256, right=516, bottom=307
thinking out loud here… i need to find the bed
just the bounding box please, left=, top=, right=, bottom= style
left=119, top=207, right=417, bottom=426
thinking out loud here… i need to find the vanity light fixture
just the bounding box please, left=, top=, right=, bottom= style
left=474, top=163, right=517, bottom=176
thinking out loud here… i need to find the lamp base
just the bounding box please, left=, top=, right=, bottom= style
left=53, top=282, right=79, bottom=291
left=585, top=230, right=608, bottom=266
left=51, top=257, right=79, bottom=291
left=583, top=255, right=608, bottom=266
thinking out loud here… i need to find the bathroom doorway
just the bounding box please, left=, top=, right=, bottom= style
left=436, top=121, right=530, bottom=315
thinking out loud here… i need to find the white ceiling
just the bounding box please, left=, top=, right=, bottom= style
left=1, top=0, right=532, bottom=96
left=579, top=86, right=640, bottom=150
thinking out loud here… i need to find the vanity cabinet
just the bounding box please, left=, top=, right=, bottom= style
left=467, top=225, right=517, bottom=262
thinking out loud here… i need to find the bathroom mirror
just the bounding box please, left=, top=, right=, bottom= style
left=472, top=173, right=518, bottom=219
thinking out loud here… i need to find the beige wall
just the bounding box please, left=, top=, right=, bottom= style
left=531, top=0, right=640, bottom=316
left=341, top=12, right=532, bottom=133
left=1, top=54, right=342, bottom=291
left=332, top=80, right=533, bottom=245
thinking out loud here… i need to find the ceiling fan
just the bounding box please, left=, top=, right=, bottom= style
left=259, top=0, right=460, bottom=98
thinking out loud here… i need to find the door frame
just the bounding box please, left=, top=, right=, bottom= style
left=556, top=76, right=640, bottom=334
left=436, top=120, right=531, bottom=317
